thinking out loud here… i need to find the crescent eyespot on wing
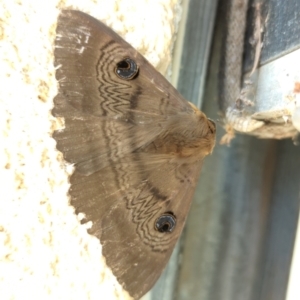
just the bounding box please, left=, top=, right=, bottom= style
left=52, top=10, right=216, bottom=300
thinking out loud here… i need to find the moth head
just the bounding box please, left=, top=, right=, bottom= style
left=207, top=118, right=216, bottom=134
left=188, top=104, right=216, bottom=157
left=199, top=117, right=216, bottom=156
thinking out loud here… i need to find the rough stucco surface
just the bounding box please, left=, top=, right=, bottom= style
left=0, top=0, right=181, bottom=299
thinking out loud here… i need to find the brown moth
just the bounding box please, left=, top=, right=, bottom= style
left=53, top=10, right=216, bottom=300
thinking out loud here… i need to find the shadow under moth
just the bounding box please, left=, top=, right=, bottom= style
left=52, top=10, right=216, bottom=300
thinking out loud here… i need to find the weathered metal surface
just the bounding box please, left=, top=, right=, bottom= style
left=150, top=0, right=300, bottom=299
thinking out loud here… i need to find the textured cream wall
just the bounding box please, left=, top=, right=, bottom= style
left=0, top=1, right=182, bottom=299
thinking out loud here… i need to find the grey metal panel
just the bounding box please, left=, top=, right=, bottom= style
left=174, top=0, right=300, bottom=297
left=260, top=0, right=300, bottom=63
left=176, top=0, right=218, bottom=108
left=150, top=0, right=300, bottom=299
left=244, top=0, right=300, bottom=68
left=259, top=141, right=300, bottom=300
left=176, top=58, right=300, bottom=300
left=175, top=0, right=300, bottom=298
